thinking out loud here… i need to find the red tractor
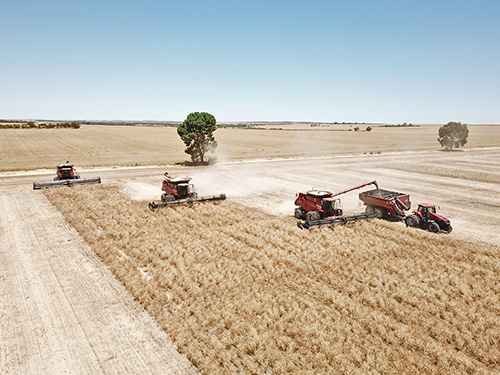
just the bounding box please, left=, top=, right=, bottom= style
left=405, top=203, right=453, bottom=233
left=294, top=190, right=343, bottom=222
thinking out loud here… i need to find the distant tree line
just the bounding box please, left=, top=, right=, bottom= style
left=0, top=121, right=80, bottom=129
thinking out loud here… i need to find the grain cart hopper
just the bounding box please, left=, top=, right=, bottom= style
left=148, top=173, right=226, bottom=212
left=33, top=162, right=101, bottom=189
left=296, top=181, right=381, bottom=229
left=405, top=203, right=452, bottom=233
left=358, top=186, right=411, bottom=219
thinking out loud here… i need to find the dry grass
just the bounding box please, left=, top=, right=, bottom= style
left=44, top=185, right=500, bottom=374
left=2, top=124, right=500, bottom=171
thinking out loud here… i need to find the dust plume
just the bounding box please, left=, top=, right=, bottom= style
left=121, top=181, right=161, bottom=201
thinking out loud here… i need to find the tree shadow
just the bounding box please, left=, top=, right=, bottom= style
left=175, top=160, right=216, bottom=167
left=438, top=148, right=465, bottom=152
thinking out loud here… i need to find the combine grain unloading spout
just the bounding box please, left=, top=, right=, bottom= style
left=148, top=193, right=227, bottom=212
left=33, top=177, right=101, bottom=190
left=331, top=180, right=379, bottom=198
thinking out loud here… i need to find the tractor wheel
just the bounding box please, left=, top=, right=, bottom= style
left=445, top=226, right=453, bottom=233
left=294, top=208, right=304, bottom=219
left=166, top=194, right=176, bottom=202
left=405, top=214, right=420, bottom=228
left=427, top=221, right=440, bottom=233
left=161, top=193, right=168, bottom=203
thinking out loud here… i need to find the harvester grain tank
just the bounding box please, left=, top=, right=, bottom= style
left=405, top=203, right=453, bottom=233
left=33, top=162, right=101, bottom=189
left=148, top=173, right=226, bottom=212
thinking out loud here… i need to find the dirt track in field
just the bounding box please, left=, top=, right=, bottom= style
left=0, top=185, right=199, bottom=374
left=1, top=146, right=499, bottom=373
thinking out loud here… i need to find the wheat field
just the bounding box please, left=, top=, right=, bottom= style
left=44, top=185, right=500, bottom=375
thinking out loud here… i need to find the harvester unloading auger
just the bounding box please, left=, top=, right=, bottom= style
left=148, top=174, right=226, bottom=212
left=33, top=162, right=101, bottom=190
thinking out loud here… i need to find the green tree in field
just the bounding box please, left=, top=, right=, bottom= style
left=438, top=121, right=469, bottom=150
left=177, top=112, right=218, bottom=163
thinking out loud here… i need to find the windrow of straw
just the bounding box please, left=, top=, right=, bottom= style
left=44, top=185, right=500, bottom=375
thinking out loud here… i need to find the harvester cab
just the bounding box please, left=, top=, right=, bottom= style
left=405, top=203, right=453, bottom=233
left=148, top=174, right=226, bottom=212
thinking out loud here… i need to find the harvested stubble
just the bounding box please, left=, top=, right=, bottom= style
left=44, top=185, right=500, bottom=375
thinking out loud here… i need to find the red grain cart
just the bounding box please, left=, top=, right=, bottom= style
left=359, top=188, right=411, bottom=219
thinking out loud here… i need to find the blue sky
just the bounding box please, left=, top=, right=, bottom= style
left=1, top=1, right=499, bottom=123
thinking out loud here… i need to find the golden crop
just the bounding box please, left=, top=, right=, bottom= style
left=45, top=185, right=500, bottom=375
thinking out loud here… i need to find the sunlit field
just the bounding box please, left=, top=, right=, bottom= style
left=2, top=124, right=500, bottom=171
left=45, top=185, right=500, bottom=375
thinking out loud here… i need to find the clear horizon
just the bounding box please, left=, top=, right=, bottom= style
left=2, top=1, right=499, bottom=124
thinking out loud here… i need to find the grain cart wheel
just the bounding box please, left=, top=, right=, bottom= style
left=365, top=206, right=375, bottom=214
left=374, top=208, right=384, bottom=218
left=427, top=221, right=440, bottom=233
left=405, top=214, right=420, bottom=227
left=294, top=208, right=304, bottom=219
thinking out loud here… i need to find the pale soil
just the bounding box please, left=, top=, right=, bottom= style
left=0, top=185, right=199, bottom=375
left=1, top=125, right=500, bottom=373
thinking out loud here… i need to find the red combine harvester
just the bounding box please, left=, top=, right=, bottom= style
left=296, top=181, right=383, bottom=228
left=160, top=175, right=198, bottom=202
left=148, top=174, right=226, bottom=212
left=405, top=203, right=453, bottom=233
left=294, top=190, right=343, bottom=222
left=33, top=162, right=101, bottom=189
